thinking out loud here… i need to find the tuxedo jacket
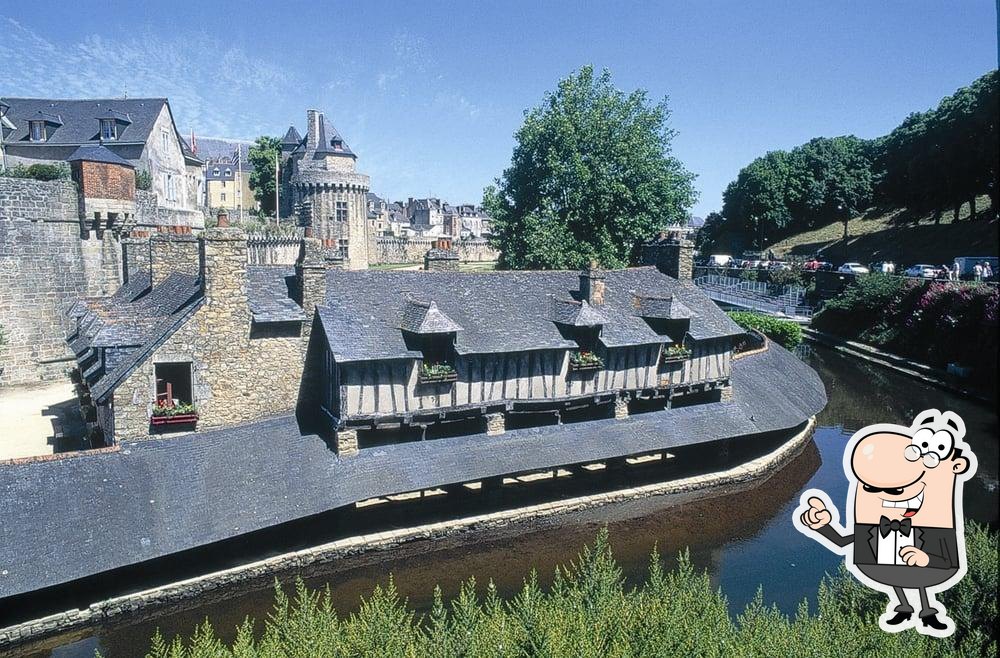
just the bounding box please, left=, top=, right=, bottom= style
left=817, top=523, right=959, bottom=569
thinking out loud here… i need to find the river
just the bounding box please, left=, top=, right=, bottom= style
left=26, top=344, right=1000, bottom=657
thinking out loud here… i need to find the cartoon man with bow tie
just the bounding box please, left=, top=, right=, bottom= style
left=794, top=409, right=977, bottom=637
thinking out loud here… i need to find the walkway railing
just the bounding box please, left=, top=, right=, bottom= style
left=693, top=274, right=812, bottom=318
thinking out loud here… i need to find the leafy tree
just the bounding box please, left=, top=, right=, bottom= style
left=247, top=136, right=281, bottom=217
left=484, top=66, right=697, bottom=270
left=134, top=169, right=152, bottom=191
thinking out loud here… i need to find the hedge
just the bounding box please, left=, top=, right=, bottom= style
left=727, top=311, right=803, bottom=349
left=127, top=524, right=998, bottom=657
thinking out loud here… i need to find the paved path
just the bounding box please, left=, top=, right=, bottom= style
left=0, top=382, right=87, bottom=460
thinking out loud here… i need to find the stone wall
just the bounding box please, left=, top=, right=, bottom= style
left=149, top=234, right=199, bottom=286
left=374, top=236, right=498, bottom=264
left=134, top=190, right=207, bottom=229
left=0, top=178, right=122, bottom=386
left=247, top=234, right=302, bottom=265
left=113, top=228, right=306, bottom=439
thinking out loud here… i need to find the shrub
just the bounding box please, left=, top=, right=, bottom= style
left=727, top=311, right=803, bottom=348
left=135, top=169, right=153, bottom=191
left=131, top=525, right=998, bottom=657
left=0, top=162, right=71, bottom=181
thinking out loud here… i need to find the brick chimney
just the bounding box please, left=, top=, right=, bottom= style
left=642, top=232, right=693, bottom=280
left=120, top=235, right=150, bottom=284
left=216, top=207, right=230, bottom=228
left=200, top=227, right=248, bottom=327
left=295, top=236, right=327, bottom=336
left=150, top=232, right=200, bottom=287
left=579, top=260, right=606, bottom=305
left=424, top=238, right=459, bottom=271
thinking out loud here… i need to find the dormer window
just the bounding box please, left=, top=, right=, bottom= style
left=29, top=121, right=45, bottom=141
left=213, top=167, right=220, bottom=176
left=400, top=300, right=463, bottom=384
left=224, top=168, right=232, bottom=176
left=332, top=138, right=343, bottom=151
left=100, top=119, right=117, bottom=140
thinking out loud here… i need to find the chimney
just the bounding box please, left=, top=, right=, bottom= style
left=295, top=237, right=332, bottom=338
left=424, top=238, right=459, bottom=271
left=200, top=226, right=249, bottom=326
left=121, top=235, right=150, bottom=284
left=579, top=260, right=606, bottom=305
left=216, top=208, right=230, bottom=228
left=149, top=232, right=200, bottom=287
left=306, top=109, right=322, bottom=150
left=642, top=232, right=693, bottom=280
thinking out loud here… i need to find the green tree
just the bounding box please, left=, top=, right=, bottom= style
left=247, top=136, right=281, bottom=217
left=483, top=66, right=697, bottom=270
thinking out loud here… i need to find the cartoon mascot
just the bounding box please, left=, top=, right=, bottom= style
left=793, top=409, right=977, bottom=637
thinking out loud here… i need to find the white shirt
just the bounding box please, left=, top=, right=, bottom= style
left=876, top=527, right=915, bottom=565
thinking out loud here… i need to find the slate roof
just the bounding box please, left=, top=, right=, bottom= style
left=551, top=299, right=610, bottom=327
left=67, top=272, right=203, bottom=402
left=0, top=343, right=826, bottom=599
left=634, top=294, right=691, bottom=320
left=1, top=98, right=167, bottom=145
left=247, top=266, right=307, bottom=323
left=281, top=126, right=303, bottom=146
left=400, top=300, right=464, bottom=334
left=312, top=116, right=356, bottom=158
left=66, top=145, right=134, bottom=167
left=195, top=137, right=252, bottom=165
left=314, top=268, right=744, bottom=362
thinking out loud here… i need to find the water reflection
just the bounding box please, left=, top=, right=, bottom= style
left=23, top=345, right=1000, bottom=658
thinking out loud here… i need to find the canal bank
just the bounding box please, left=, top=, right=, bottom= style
left=12, top=344, right=999, bottom=658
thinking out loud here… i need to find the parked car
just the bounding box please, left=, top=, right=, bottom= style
left=817, top=261, right=835, bottom=271
left=838, top=262, right=870, bottom=275
left=904, top=264, right=940, bottom=279
left=768, top=261, right=791, bottom=271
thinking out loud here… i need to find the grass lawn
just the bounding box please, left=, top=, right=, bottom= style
left=766, top=195, right=996, bottom=264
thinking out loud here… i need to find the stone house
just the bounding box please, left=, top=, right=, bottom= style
left=0, top=97, right=204, bottom=222
left=68, top=231, right=744, bottom=452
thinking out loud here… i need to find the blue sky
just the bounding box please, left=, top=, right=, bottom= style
left=2, top=1, right=996, bottom=216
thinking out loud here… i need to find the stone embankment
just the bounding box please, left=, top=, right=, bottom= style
left=0, top=417, right=815, bottom=653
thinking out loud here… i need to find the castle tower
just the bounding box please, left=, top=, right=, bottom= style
left=285, top=110, right=370, bottom=270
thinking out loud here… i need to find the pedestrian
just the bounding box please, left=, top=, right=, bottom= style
left=973, top=262, right=983, bottom=281
left=984, top=261, right=994, bottom=280
left=940, top=264, right=952, bottom=281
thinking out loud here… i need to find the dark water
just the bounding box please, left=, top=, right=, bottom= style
left=27, top=345, right=1000, bottom=657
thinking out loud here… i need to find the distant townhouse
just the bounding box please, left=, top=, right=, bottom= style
left=204, top=156, right=258, bottom=214
left=0, top=98, right=204, bottom=216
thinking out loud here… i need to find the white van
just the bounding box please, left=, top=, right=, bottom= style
left=708, top=254, right=733, bottom=268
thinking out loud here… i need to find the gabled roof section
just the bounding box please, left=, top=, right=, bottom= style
left=550, top=298, right=609, bottom=327
left=313, top=115, right=356, bottom=158
left=67, top=272, right=203, bottom=402
left=400, top=299, right=464, bottom=334
left=67, top=145, right=134, bottom=167
left=247, top=266, right=307, bottom=323
left=3, top=98, right=168, bottom=145
left=96, top=108, right=132, bottom=124
left=634, top=293, right=691, bottom=320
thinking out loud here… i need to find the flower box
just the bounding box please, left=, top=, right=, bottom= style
left=569, top=351, right=604, bottom=372
left=418, top=362, right=457, bottom=384
left=661, top=345, right=692, bottom=364
left=150, top=413, right=199, bottom=426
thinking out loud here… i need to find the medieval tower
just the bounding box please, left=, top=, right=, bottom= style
left=281, top=109, right=370, bottom=269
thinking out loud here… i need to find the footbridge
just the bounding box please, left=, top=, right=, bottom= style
left=693, top=274, right=814, bottom=321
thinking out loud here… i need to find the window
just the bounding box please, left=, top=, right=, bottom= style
left=221, top=193, right=226, bottom=201
left=100, top=119, right=117, bottom=140
left=224, top=168, right=231, bottom=176
left=161, top=130, right=170, bottom=152
left=29, top=121, right=45, bottom=141
left=212, top=167, right=220, bottom=176
left=335, top=201, right=348, bottom=222
left=155, top=362, right=193, bottom=406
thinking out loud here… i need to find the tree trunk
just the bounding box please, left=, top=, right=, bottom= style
left=843, top=219, right=849, bottom=240
left=955, top=201, right=963, bottom=222
left=969, top=196, right=976, bottom=221
left=934, top=209, right=942, bottom=225
left=991, top=188, right=999, bottom=220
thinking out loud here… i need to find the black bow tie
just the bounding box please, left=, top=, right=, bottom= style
left=879, top=516, right=912, bottom=538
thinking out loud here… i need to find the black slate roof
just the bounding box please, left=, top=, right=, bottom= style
left=2, top=98, right=167, bottom=145
left=281, top=126, right=302, bottom=146
left=247, top=266, right=307, bottom=323
left=315, top=268, right=744, bottom=362
left=68, top=272, right=203, bottom=401
left=0, top=344, right=826, bottom=599
left=66, top=145, right=134, bottom=167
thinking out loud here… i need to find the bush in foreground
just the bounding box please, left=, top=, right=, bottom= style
left=0, top=162, right=71, bottom=181
left=727, top=311, right=803, bottom=349
left=128, top=524, right=997, bottom=657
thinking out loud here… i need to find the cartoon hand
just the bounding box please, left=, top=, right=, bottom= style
left=899, top=546, right=930, bottom=567
left=800, top=496, right=832, bottom=530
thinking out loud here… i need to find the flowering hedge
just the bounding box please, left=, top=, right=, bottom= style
left=813, top=274, right=999, bottom=380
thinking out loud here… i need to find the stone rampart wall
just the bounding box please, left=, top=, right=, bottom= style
left=373, top=236, right=498, bottom=264
left=0, top=178, right=122, bottom=386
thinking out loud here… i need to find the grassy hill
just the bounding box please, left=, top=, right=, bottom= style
left=765, top=196, right=997, bottom=265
